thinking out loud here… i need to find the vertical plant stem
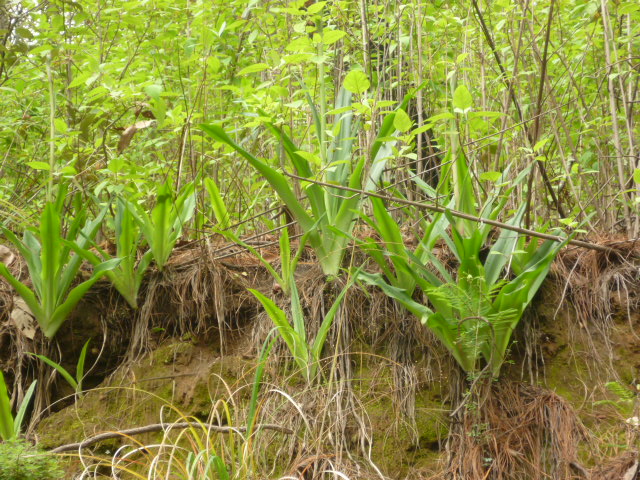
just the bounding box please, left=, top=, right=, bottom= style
left=415, top=1, right=425, bottom=191
left=600, top=0, right=631, bottom=230
left=316, top=19, right=327, bottom=167
left=623, top=14, right=638, bottom=236
left=46, top=55, right=55, bottom=202
left=359, top=0, right=371, bottom=80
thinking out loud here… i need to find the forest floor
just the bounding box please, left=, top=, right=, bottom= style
left=1, top=237, right=639, bottom=479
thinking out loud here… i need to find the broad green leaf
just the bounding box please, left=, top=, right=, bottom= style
left=321, top=29, right=346, bottom=45
left=145, top=84, right=163, bottom=100
left=68, top=71, right=93, bottom=88
left=619, top=2, right=640, bottom=14
left=294, top=150, right=322, bottom=167
left=54, top=118, right=68, bottom=133
left=453, top=84, right=473, bottom=112
left=393, top=108, right=413, bottom=132
left=307, top=1, right=327, bottom=13
left=343, top=70, right=370, bottom=94
left=480, top=171, right=502, bottom=182
left=285, top=37, right=314, bottom=53
left=26, top=161, right=51, bottom=171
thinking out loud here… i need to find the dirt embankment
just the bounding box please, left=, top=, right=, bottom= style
left=0, top=238, right=638, bottom=478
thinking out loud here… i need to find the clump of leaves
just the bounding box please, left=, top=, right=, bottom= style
left=360, top=157, right=566, bottom=378
left=202, top=79, right=412, bottom=277
left=71, top=199, right=152, bottom=309
left=127, top=180, right=196, bottom=272
left=250, top=272, right=353, bottom=383
left=0, top=192, right=118, bottom=338
left=0, top=439, right=62, bottom=480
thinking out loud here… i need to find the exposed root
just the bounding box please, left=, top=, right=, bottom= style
left=446, top=380, right=587, bottom=480
left=589, top=450, right=639, bottom=480
left=259, top=380, right=385, bottom=480
left=132, top=244, right=260, bottom=361
left=550, top=239, right=640, bottom=382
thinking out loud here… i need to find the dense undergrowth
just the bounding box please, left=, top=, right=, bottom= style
left=0, top=0, right=639, bottom=478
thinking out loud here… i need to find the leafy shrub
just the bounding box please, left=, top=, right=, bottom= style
left=0, top=439, right=62, bottom=480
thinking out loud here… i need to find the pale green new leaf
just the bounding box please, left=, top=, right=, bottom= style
left=13, top=380, right=36, bottom=438
left=204, top=178, right=231, bottom=230
left=343, top=70, right=370, bottom=94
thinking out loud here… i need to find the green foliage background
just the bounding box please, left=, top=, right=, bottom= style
left=0, top=0, right=637, bottom=232
left=0, top=1, right=638, bottom=476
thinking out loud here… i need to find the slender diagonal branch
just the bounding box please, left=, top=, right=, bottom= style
left=50, top=422, right=294, bottom=453
left=281, top=171, right=620, bottom=254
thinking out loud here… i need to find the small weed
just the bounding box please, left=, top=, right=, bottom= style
left=0, top=439, right=62, bottom=480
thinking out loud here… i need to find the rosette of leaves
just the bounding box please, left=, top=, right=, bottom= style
left=202, top=79, right=412, bottom=277
left=0, top=196, right=118, bottom=339
left=360, top=156, right=567, bottom=377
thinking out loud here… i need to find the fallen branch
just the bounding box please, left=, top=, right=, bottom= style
left=50, top=422, right=294, bottom=453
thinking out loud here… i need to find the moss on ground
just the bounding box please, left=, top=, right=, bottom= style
left=35, top=291, right=640, bottom=479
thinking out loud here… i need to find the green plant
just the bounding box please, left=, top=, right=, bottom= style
left=127, top=180, right=197, bottom=271
left=249, top=273, right=353, bottom=383
left=201, top=81, right=411, bottom=277
left=361, top=158, right=566, bottom=377
left=356, top=191, right=452, bottom=298
left=0, top=372, right=37, bottom=442
left=223, top=228, right=309, bottom=297
left=0, top=196, right=119, bottom=338
left=178, top=336, right=275, bottom=480
left=70, top=198, right=152, bottom=309
left=28, top=339, right=91, bottom=397
left=593, top=381, right=637, bottom=414
left=82, top=338, right=278, bottom=480
left=183, top=451, right=230, bottom=480
left=0, top=439, right=62, bottom=480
